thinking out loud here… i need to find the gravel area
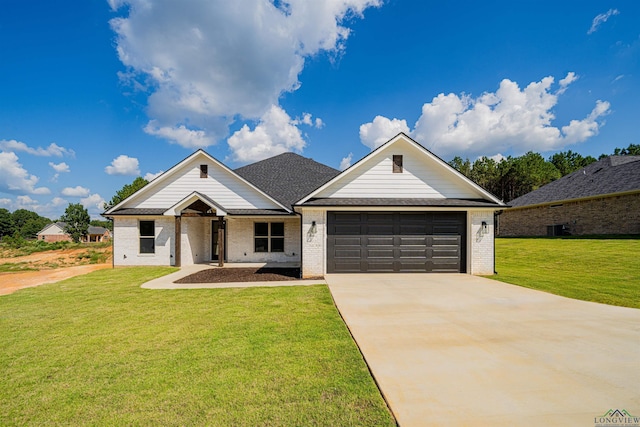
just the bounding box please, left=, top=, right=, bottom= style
left=174, top=267, right=322, bottom=284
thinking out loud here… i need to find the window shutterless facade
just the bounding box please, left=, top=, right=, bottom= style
left=254, top=222, right=284, bottom=252
left=139, top=220, right=155, bottom=254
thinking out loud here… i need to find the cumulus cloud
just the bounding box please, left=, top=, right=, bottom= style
left=339, top=152, right=353, bottom=170
left=360, top=73, right=611, bottom=159
left=0, top=152, right=51, bottom=195
left=109, top=0, right=380, bottom=150
left=0, top=140, right=75, bottom=157
left=105, top=155, right=140, bottom=176
left=144, top=171, right=163, bottom=181
left=49, top=162, right=70, bottom=173
left=359, top=116, right=410, bottom=150
left=81, top=193, right=106, bottom=212
left=62, top=186, right=91, bottom=197
left=144, top=120, right=214, bottom=148
left=227, top=105, right=308, bottom=163
left=588, top=9, right=619, bottom=35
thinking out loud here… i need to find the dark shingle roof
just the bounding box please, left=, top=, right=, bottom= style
left=302, top=198, right=504, bottom=208
left=509, top=156, right=640, bottom=208
left=234, top=152, right=341, bottom=208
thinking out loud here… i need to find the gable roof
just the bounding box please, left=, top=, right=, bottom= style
left=509, top=155, right=640, bottom=208
left=37, top=222, right=109, bottom=235
left=297, top=133, right=506, bottom=207
left=104, top=149, right=290, bottom=216
left=234, top=152, right=341, bottom=208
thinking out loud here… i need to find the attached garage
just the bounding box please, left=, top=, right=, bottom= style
left=327, top=211, right=466, bottom=273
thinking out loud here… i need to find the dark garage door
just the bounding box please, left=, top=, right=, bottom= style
left=327, top=212, right=466, bottom=273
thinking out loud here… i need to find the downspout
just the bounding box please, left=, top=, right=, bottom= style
left=494, top=210, right=503, bottom=274
left=295, top=209, right=303, bottom=279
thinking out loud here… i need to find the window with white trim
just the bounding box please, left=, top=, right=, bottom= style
left=139, top=220, right=155, bottom=254
left=254, top=222, right=284, bottom=253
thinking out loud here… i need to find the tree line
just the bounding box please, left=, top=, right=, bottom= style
left=449, top=144, right=640, bottom=202
left=0, top=205, right=112, bottom=242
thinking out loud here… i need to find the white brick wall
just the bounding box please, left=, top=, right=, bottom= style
left=300, top=208, right=325, bottom=278
left=469, top=210, right=495, bottom=275
left=226, top=217, right=301, bottom=263
left=181, top=217, right=206, bottom=265
left=113, top=216, right=174, bottom=266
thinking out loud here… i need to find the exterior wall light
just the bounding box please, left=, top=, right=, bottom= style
left=310, top=220, right=317, bottom=233
left=481, top=221, right=489, bottom=235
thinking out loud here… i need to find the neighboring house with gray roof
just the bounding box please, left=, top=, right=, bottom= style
left=499, top=156, right=640, bottom=236
left=37, top=222, right=111, bottom=243
left=104, top=133, right=506, bottom=276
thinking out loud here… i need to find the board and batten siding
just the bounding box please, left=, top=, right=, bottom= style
left=126, top=158, right=282, bottom=210
left=315, top=141, right=480, bottom=200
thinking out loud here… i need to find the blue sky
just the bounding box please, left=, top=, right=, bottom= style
left=1, top=0, right=638, bottom=219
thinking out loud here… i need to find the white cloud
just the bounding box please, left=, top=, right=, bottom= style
left=557, top=72, right=578, bottom=94
left=359, top=116, right=410, bottom=150
left=360, top=73, right=610, bottom=159
left=0, top=140, right=75, bottom=157
left=49, top=162, right=70, bottom=173
left=144, top=121, right=214, bottom=148
left=61, top=186, right=91, bottom=197
left=105, top=155, right=140, bottom=176
left=81, top=193, right=106, bottom=212
left=109, top=0, right=381, bottom=149
left=0, top=152, right=51, bottom=195
left=144, top=171, right=163, bottom=181
left=588, top=9, right=619, bottom=35
left=339, top=152, right=353, bottom=170
left=227, top=105, right=307, bottom=163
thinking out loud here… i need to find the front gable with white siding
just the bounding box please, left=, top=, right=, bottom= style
left=105, top=150, right=298, bottom=268
left=296, top=133, right=506, bottom=277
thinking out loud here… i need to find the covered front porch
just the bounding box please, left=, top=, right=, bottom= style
left=168, top=192, right=301, bottom=268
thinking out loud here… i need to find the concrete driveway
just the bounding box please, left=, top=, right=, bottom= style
left=325, top=274, right=640, bottom=426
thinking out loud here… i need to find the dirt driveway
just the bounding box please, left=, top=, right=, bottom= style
left=325, top=273, right=640, bottom=427
left=0, top=264, right=111, bottom=296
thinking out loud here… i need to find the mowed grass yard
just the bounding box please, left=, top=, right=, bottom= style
left=493, top=238, right=640, bottom=309
left=0, top=268, right=395, bottom=426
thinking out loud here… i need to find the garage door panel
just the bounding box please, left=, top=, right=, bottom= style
left=399, top=236, right=428, bottom=246
left=367, top=249, right=394, bottom=258
left=365, top=224, right=394, bottom=235
left=327, top=211, right=466, bottom=273
left=335, top=249, right=362, bottom=258
left=365, top=261, right=395, bottom=272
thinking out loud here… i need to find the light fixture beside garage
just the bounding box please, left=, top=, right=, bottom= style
left=481, top=221, right=489, bottom=235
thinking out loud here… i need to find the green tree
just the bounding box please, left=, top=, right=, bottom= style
left=11, top=209, right=51, bottom=238
left=60, top=203, right=90, bottom=243
left=613, top=143, right=640, bottom=156
left=90, top=219, right=113, bottom=231
left=104, top=177, right=149, bottom=211
left=0, top=208, right=15, bottom=239
left=470, top=157, right=499, bottom=194
left=549, top=150, right=597, bottom=175
left=448, top=156, right=472, bottom=177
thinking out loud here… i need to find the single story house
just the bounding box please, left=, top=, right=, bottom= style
left=498, top=155, right=640, bottom=236
left=103, top=133, right=507, bottom=276
left=37, top=222, right=111, bottom=243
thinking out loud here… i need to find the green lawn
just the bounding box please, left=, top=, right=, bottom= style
left=492, top=238, right=640, bottom=308
left=0, top=268, right=394, bottom=426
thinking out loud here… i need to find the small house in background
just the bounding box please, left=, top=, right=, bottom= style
left=498, top=156, right=640, bottom=236
left=37, top=222, right=111, bottom=243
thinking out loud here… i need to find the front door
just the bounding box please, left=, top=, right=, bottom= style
left=211, top=220, right=219, bottom=261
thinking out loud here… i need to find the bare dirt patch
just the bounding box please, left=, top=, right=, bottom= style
left=175, top=267, right=322, bottom=284
left=0, top=245, right=113, bottom=295
left=0, top=264, right=112, bottom=296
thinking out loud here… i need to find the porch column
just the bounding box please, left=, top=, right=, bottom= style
left=174, top=216, right=181, bottom=267
left=218, top=217, right=224, bottom=267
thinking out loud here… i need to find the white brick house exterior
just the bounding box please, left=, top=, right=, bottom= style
left=104, top=134, right=505, bottom=277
